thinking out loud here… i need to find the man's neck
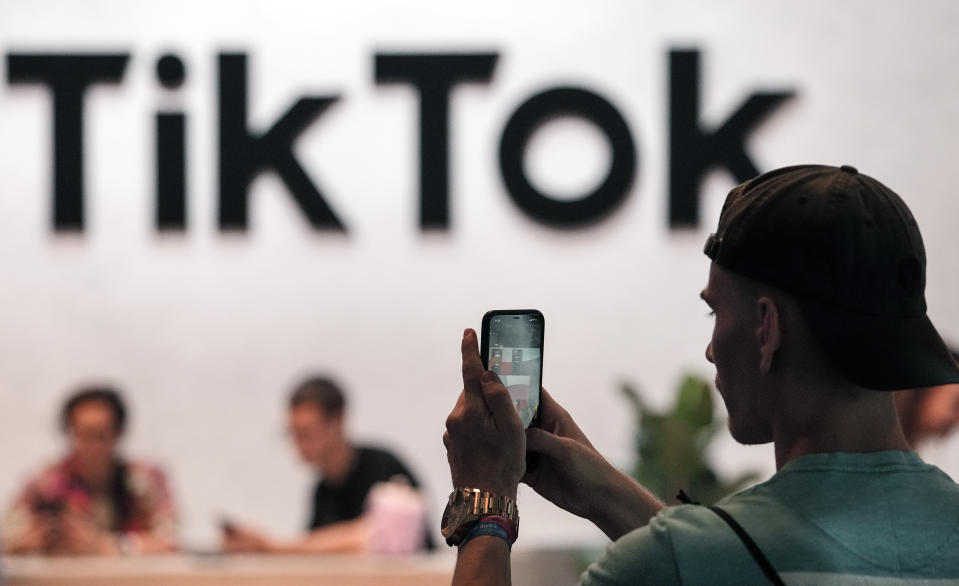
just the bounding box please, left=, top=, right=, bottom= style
left=772, top=387, right=911, bottom=470
left=320, top=441, right=355, bottom=485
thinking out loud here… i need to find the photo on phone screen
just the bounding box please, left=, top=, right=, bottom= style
left=482, top=310, right=544, bottom=428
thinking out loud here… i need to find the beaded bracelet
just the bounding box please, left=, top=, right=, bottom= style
left=458, top=519, right=514, bottom=551
left=480, top=515, right=518, bottom=543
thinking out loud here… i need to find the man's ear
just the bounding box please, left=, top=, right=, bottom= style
left=756, top=296, right=782, bottom=373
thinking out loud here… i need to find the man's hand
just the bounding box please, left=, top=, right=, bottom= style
left=444, top=329, right=526, bottom=500
left=525, top=388, right=666, bottom=540
left=51, top=513, right=118, bottom=555
left=522, top=387, right=605, bottom=516
left=221, top=524, right=273, bottom=553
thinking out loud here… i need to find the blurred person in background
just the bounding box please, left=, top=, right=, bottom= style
left=222, top=375, right=431, bottom=554
left=3, top=386, right=178, bottom=555
left=896, top=349, right=959, bottom=448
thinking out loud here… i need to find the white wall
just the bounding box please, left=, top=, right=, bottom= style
left=1, top=0, right=958, bottom=549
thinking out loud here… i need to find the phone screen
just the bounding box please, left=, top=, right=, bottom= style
left=482, top=310, right=544, bottom=428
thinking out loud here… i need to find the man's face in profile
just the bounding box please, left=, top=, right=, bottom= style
left=288, top=403, right=341, bottom=468
left=703, top=264, right=774, bottom=445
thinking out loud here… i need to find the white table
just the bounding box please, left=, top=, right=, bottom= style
left=3, top=553, right=456, bottom=586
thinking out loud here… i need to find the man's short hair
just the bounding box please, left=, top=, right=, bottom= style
left=289, top=376, right=347, bottom=417
left=61, top=385, right=127, bottom=434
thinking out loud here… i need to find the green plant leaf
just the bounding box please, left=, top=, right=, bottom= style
left=625, top=373, right=760, bottom=505
left=674, top=375, right=713, bottom=430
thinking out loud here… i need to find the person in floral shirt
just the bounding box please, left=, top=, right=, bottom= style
left=3, top=386, right=178, bottom=555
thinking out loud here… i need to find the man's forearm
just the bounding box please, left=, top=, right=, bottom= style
left=453, top=535, right=511, bottom=586
left=269, top=518, right=368, bottom=554
left=132, top=531, right=179, bottom=554
left=589, top=466, right=665, bottom=541
left=297, top=518, right=367, bottom=553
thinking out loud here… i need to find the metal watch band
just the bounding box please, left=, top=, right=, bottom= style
left=457, top=488, right=518, bottom=522
left=442, top=488, right=521, bottom=546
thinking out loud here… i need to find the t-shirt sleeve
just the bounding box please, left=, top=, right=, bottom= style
left=364, top=449, right=419, bottom=487
left=579, top=512, right=682, bottom=586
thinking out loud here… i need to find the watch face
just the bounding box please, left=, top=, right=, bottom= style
left=442, top=492, right=477, bottom=544
left=441, top=502, right=453, bottom=533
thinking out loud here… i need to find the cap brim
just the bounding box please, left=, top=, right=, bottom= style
left=800, top=300, right=959, bottom=391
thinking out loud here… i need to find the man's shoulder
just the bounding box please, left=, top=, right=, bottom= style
left=584, top=496, right=808, bottom=586
left=353, top=445, right=418, bottom=485
left=583, top=455, right=959, bottom=584
left=355, top=445, right=406, bottom=468
left=647, top=501, right=757, bottom=556
left=663, top=457, right=959, bottom=580
left=580, top=505, right=736, bottom=586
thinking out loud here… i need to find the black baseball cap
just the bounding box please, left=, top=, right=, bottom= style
left=704, top=164, right=959, bottom=390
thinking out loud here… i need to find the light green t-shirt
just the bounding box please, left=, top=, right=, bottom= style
left=581, top=451, right=959, bottom=585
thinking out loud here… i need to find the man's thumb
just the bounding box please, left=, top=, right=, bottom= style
left=525, top=427, right=564, bottom=458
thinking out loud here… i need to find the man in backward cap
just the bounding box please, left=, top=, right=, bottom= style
left=442, top=165, right=959, bottom=584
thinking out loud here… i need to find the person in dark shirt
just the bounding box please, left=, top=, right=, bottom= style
left=223, top=376, right=430, bottom=553
left=310, top=445, right=418, bottom=529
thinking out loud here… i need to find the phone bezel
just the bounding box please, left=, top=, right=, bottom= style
left=480, top=309, right=544, bottom=428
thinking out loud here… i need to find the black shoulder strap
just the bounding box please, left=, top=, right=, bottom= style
left=706, top=505, right=786, bottom=586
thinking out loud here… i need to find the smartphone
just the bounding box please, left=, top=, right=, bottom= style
left=481, top=309, right=544, bottom=429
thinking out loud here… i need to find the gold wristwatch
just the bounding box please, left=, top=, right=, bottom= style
left=441, top=488, right=519, bottom=546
